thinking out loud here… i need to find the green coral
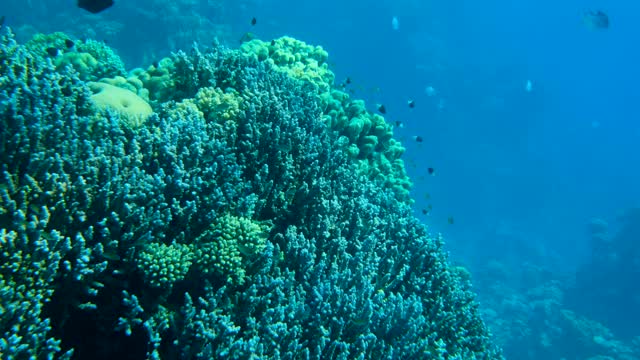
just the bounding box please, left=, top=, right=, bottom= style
left=128, top=58, right=175, bottom=102
left=87, top=82, right=154, bottom=128
left=323, top=90, right=411, bottom=201
left=194, top=86, right=243, bottom=122
left=194, top=214, right=270, bottom=286
left=135, top=242, right=194, bottom=290
left=25, top=32, right=126, bottom=81
left=240, top=36, right=335, bottom=93
left=97, top=75, right=150, bottom=102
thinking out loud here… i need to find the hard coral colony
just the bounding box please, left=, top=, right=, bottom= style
left=0, top=28, right=502, bottom=359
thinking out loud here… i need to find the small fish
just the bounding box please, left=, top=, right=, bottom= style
left=408, top=99, right=415, bottom=108
left=77, top=0, right=114, bottom=14
left=0, top=15, right=5, bottom=30
left=582, top=10, right=609, bottom=29
left=395, top=120, right=403, bottom=128
left=46, top=47, right=60, bottom=57
left=64, top=39, right=75, bottom=49
left=427, top=167, right=435, bottom=175
left=413, top=135, right=423, bottom=143
left=251, top=17, right=257, bottom=26
left=425, top=85, right=437, bottom=97
left=377, top=104, right=386, bottom=114
left=525, top=80, right=533, bottom=92
left=391, top=16, right=399, bottom=31
left=270, top=39, right=276, bottom=46
left=447, top=216, right=455, bottom=225
left=340, top=77, right=352, bottom=89
left=421, top=209, right=429, bottom=215
left=101, top=249, right=120, bottom=261
left=152, top=60, right=159, bottom=68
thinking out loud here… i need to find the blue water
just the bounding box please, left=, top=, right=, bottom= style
left=245, top=0, right=640, bottom=267
left=2, top=0, right=639, bottom=358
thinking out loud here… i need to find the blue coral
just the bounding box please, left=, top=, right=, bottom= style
left=0, top=28, right=501, bottom=359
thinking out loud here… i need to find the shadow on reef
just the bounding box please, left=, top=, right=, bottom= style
left=473, top=208, right=640, bottom=360
left=43, top=262, right=149, bottom=359
left=567, top=208, right=640, bottom=340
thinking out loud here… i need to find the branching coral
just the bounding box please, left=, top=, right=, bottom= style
left=0, top=28, right=501, bottom=359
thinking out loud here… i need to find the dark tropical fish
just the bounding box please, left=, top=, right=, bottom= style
left=427, top=167, right=435, bottom=175
left=340, top=77, right=352, bottom=89
left=270, top=39, right=276, bottom=46
left=447, top=216, right=455, bottom=225
left=377, top=104, right=386, bottom=114
left=65, top=39, right=75, bottom=48
left=78, top=0, right=114, bottom=13
left=394, top=120, right=403, bottom=128
left=101, top=249, right=120, bottom=261
left=408, top=99, right=415, bottom=108
left=251, top=17, right=257, bottom=26
left=422, top=209, right=429, bottom=215
left=46, top=47, right=60, bottom=57
left=582, top=10, right=609, bottom=29
left=0, top=15, right=5, bottom=30
left=413, top=135, right=423, bottom=143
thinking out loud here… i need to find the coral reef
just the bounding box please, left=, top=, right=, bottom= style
left=475, top=256, right=640, bottom=360
left=193, top=214, right=270, bottom=286
left=87, top=82, right=153, bottom=128
left=25, top=32, right=126, bottom=81
left=135, top=242, right=194, bottom=290
left=0, top=29, right=501, bottom=359
left=240, top=36, right=334, bottom=93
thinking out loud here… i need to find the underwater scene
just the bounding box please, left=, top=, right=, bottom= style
left=0, top=0, right=638, bottom=359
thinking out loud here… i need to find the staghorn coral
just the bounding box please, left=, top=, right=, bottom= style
left=0, top=28, right=501, bottom=359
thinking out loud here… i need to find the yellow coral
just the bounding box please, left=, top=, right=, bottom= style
left=194, top=87, right=243, bottom=123
left=240, top=36, right=335, bottom=93
left=88, top=82, right=153, bottom=128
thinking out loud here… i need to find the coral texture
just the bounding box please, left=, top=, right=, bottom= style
left=0, top=29, right=501, bottom=359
